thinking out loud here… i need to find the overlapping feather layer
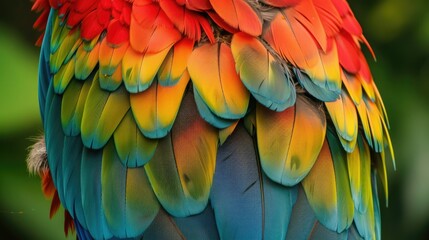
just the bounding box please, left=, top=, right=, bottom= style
left=33, top=0, right=394, bottom=238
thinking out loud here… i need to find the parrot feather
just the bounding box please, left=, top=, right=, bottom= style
left=75, top=42, right=100, bottom=80
left=113, top=110, right=158, bottom=167
left=342, top=71, right=362, bottom=105
left=61, top=136, right=87, bottom=230
left=122, top=46, right=171, bottom=93
left=158, top=38, right=194, bottom=86
left=231, top=32, right=296, bottom=111
left=61, top=78, right=92, bottom=136
left=256, top=95, right=327, bottom=186
left=294, top=67, right=339, bottom=102
left=50, top=28, right=81, bottom=74
left=130, top=2, right=181, bottom=54
left=45, top=87, right=66, bottom=210
left=264, top=7, right=341, bottom=96
left=173, top=205, right=220, bottom=239
left=209, top=0, right=262, bottom=36
left=144, top=91, right=218, bottom=217
left=193, top=87, right=237, bottom=129
left=81, top=74, right=130, bottom=149
left=211, top=124, right=298, bottom=239
left=98, top=39, right=129, bottom=91
left=285, top=187, right=319, bottom=239
left=101, top=141, right=159, bottom=238
left=130, top=72, right=190, bottom=139
left=363, top=97, right=384, bottom=153
left=80, top=147, right=112, bottom=239
left=302, top=129, right=354, bottom=233
left=142, top=209, right=186, bottom=240
left=53, top=57, right=75, bottom=94
left=158, top=0, right=214, bottom=42
left=188, top=42, right=250, bottom=120
left=38, top=10, right=53, bottom=120
left=325, top=91, right=358, bottom=152
left=32, top=1, right=394, bottom=239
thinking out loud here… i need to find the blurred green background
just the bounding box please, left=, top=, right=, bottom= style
left=0, top=0, right=428, bottom=239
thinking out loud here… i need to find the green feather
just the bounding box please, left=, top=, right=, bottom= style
left=53, top=57, right=75, bottom=94
left=102, top=141, right=159, bottom=238
left=81, top=73, right=130, bottom=149
left=327, top=129, right=354, bottom=232
left=113, top=110, right=158, bottom=167
left=144, top=92, right=218, bottom=217
left=61, top=77, right=92, bottom=136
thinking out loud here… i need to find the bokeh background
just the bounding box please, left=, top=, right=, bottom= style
left=0, top=0, right=428, bottom=239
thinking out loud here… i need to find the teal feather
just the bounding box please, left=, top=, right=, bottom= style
left=62, top=136, right=87, bottom=230
left=45, top=86, right=67, bottom=207
left=143, top=209, right=186, bottom=240
left=294, top=68, right=340, bottom=102
left=193, top=87, right=236, bottom=129
left=173, top=205, right=219, bottom=240
left=211, top=124, right=297, bottom=239
left=210, top=125, right=263, bottom=239
left=81, top=147, right=112, bottom=239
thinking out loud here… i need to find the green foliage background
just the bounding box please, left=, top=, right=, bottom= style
left=0, top=0, right=428, bottom=239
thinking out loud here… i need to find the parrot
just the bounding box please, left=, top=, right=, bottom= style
left=27, top=0, right=395, bottom=239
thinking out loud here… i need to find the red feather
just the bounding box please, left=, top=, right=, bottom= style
left=336, top=30, right=360, bottom=73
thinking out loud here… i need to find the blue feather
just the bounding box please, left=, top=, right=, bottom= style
left=210, top=124, right=263, bottom=239
left=286, top=187, right=319, bottom=239
left=62, top=135, right=87, bottom=230
left=45, top=87, right=66, bottom=207
left=143, top=209, right=186, bottom=240
left=174, top=205, right=219, bottom=240
left=81, top=147, right=112, bottom=239
left=211, top=124, right=297, bottom=239
left=75, top=219, right=94, bottom=240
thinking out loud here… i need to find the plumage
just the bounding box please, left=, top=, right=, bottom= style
left=231, top=32, right=296, bottom=111
left=81, top=74, right=130, bottom=149
left=144, top=91, right=218, bottom=217
left=122, top=46, right=171, bottom=93
left=30, top=0, right=394, bottom=239
left=130, top=72, right=189, bottom=138
left=101, top=141, right=159, bottom=238
left=325, top=91, right=359, bottom=152
left=256, top=95, right=327, bottom=186
left=209, top=0, right=262, bottom=36
left=188, top=43, right=250, bottom=120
